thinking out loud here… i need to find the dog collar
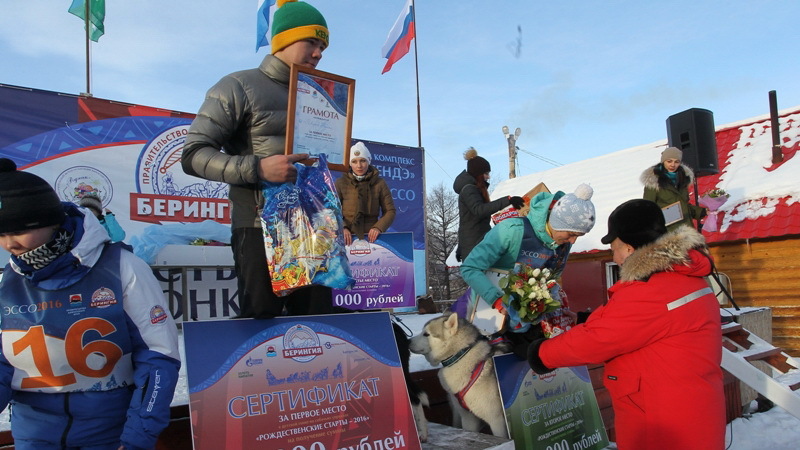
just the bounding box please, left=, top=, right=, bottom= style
left=441, top=346, right=472, bottom=367
left=442, top=345, right=472, bottom=367
left=441, top=335, right=488, bottom=367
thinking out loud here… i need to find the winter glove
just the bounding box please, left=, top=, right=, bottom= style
left=527, top=338, right=554, bottom=374
left=509, top=196, right=525, bottom=209
left=576, top=309, right=592, bottom=324
left=492, top=297, right=504, bottom=311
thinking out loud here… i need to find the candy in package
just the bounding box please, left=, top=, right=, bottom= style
left=260, top=153, right=354, bottom=295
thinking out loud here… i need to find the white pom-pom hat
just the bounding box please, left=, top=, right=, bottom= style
left=548, top=183, right=596, bottom=234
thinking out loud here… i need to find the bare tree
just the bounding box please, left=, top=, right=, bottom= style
left=426, top=182, right=467, bottom=304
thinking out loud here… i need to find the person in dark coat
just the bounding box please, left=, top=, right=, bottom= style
left=453, top=147, right=523, bottom=261
left=527, top=199, right=725, bottom=450
left=641, top=146, right=706, bottom=232
left=335, top=142, right=396, bottom=245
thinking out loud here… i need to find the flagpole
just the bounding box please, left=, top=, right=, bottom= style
left=409, top=0, right=431, bottom=296
left=411, top=0, right=421, bottom=148
left=83, top=0, right=91, bottom=95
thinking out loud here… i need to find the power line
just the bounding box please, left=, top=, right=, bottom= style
left=515, top=146, right=563, bottom=167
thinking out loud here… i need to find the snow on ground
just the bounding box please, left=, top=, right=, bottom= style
left=2, top=312, right=800, bottom=449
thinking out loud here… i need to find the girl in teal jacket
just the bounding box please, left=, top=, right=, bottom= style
left=460, top=184, right=596, bottom=357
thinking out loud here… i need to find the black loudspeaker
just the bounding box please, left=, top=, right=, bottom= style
left=666, top=108, right=719, bottom=176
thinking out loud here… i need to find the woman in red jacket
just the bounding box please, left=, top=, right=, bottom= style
left=527, top=199, right=725, bottom=450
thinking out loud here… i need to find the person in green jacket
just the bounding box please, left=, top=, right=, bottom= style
left=641, top=147, right=706, bottom=232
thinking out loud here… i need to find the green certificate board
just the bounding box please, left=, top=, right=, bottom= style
left=494, top=355, right=610, bottom=449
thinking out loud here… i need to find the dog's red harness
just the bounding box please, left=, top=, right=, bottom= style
left=454, top=359, right=486, bottom=411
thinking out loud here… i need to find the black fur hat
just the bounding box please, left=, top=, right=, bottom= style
left=600, top=199, right=667, bottom=248
left=0, top=158, right=65, bottom=233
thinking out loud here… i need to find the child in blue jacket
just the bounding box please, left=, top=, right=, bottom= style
left=79, top=192, right=127, bottom=243
left=0, top=158, right=180, bottom=449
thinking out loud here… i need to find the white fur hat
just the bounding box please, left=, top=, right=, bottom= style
left=350, top=141, right=371, bottom=165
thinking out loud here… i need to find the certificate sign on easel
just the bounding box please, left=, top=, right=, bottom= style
left=184, top=312, right=422, bottom=450
left=286, top=64, right=355, bottom=172
left=494, top=355, right=609, bottom=450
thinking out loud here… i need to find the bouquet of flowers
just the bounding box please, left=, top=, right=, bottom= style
left=699, top=188, right=730, bottom=232
left=498, top=264, right=562, bottom=327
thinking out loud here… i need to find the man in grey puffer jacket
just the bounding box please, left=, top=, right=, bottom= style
left=181, top=0, right=334, bottom=319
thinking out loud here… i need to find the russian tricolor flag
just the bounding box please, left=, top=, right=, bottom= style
left=381, top=0, right=416, bottom=74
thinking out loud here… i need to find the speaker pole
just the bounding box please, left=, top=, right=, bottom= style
left=693, top=177, right=702, bottom=231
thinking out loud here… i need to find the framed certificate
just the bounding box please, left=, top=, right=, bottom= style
left=285, top=64, right=355, bottom=172
left=662, top=201, right=684, bottom=226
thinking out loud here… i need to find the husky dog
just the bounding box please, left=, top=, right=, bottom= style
left=409, top=313, right=508, bottom=438
left=393, top=322, right=430, bottom=442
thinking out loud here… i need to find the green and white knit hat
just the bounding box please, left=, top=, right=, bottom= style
left=271, top=0, right=329, bottom=54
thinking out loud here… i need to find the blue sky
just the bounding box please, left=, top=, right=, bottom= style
left=1, top=0, right=798, bottom=193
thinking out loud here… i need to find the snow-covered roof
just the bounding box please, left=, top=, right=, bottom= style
left=489, top=105, right=800, bottom=254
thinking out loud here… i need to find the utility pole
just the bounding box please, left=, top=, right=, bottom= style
left=502, top=125, right=521, bottom=178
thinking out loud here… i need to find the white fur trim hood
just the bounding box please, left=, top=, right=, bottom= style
left=640, top=164, right=695, bottom=191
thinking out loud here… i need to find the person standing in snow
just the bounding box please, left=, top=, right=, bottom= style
left=0, top=158, right=181, bottom=449
left=641, top=146, right=707, bottom=232
left=453, top=147, right=524, bottom=261
left=335, top=141, right=396, bottom=245
left=527, top=198, right=725, bottom=450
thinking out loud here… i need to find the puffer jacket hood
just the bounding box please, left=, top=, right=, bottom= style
left=620, top=225, right=709, bottom=282
left=453, top=169, right=475, bottom=194
left=525, top=190, right=565, bottom=250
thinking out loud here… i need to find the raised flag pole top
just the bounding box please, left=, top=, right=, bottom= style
left=83, top=0, right=91, bottom=95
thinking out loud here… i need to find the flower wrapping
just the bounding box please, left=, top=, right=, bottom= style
left=538, top=286, right=573, bottom=338
left=498, top=264, right=562, bottom=330
left=699, top=190, right=730, bottom=233
left=260, top=153, right=355, bottom=295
